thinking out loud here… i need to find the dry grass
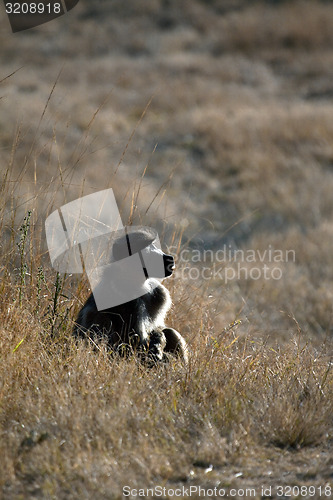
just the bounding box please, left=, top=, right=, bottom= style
left=0, top=249, right=332, bottom=498
left=0, top=183, right=332, bottom=498
left=1, top=0, right=333, bottom=497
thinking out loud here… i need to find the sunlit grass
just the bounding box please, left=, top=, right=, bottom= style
left=1, top=0, right=333, bottom=496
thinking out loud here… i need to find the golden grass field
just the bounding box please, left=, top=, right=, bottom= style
left=0, top=0, right=333, bottom=498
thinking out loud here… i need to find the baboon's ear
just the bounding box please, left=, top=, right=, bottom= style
left=112, top=227, right=157, bottom=261
left=112, top=232, right=131, bottom=262
left=126, top=227, right=157, bottom=254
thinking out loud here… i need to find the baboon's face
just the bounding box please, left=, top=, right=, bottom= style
left=112, top=229, right=176, bottom=281
left=141, top=243, right=175, bottom=279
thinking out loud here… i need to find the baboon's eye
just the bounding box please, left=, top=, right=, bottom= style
left=145, top=243, right=163, bottom=256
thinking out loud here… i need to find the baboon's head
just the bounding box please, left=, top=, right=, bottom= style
left=112, top=227, right=175, bottom=280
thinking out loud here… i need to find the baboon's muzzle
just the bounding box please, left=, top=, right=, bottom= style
left=163, top=254, right=175, bottom=277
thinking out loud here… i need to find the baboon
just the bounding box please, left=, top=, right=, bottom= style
left=73, top=227, right=188, bottom=365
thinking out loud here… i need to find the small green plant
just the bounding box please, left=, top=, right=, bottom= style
left=17, top=210, right=32, bottom=306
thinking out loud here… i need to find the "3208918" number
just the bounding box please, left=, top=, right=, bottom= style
left=5, top=3, right=62, bottom=14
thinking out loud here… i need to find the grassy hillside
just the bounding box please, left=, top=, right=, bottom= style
left=0, top=0, right=332, bottom=498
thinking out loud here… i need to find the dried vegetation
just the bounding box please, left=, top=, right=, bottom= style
left=0, top=0, right=333, bottom=498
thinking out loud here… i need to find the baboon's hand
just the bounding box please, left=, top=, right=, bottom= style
left=147, top=330, right=166, bottom=365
